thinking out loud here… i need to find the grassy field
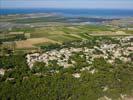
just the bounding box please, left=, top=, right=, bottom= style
left=31, top=26, right=84, bottom=42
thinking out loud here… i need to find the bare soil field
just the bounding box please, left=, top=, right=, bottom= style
left=16, top=38, right=59, bottom=48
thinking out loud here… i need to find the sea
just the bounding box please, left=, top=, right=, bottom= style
left=0, top=8, right=133, bottom=18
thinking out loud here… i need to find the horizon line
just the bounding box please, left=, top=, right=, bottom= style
left=1, top=7, right=133, bottom=10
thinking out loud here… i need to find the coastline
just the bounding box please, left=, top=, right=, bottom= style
left=1, top=8, right=133, bottom=18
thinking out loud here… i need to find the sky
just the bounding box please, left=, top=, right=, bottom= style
left=1, top=0, right=133, bottom=9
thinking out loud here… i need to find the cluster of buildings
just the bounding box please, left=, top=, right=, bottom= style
left=26, top=47, right=83, bottom=69
left=26, top=36, right=133, bottom=71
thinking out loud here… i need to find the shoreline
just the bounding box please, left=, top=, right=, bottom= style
left=1, top=8, right=133, bottom=18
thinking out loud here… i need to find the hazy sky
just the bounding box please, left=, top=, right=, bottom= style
left=1, top=0, right=133, bottom=9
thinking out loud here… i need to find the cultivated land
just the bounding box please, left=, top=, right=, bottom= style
left=0, top=24, right=132, bottom=49
left=15, top=38, right=59, bottom=48
left=0, top=13, right=133, bottom=100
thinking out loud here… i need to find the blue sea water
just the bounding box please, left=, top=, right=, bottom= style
left=0, top=8, right=133, bottom=18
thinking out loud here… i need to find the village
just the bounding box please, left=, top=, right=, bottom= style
left=26, top=36, right=133, bottom=76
